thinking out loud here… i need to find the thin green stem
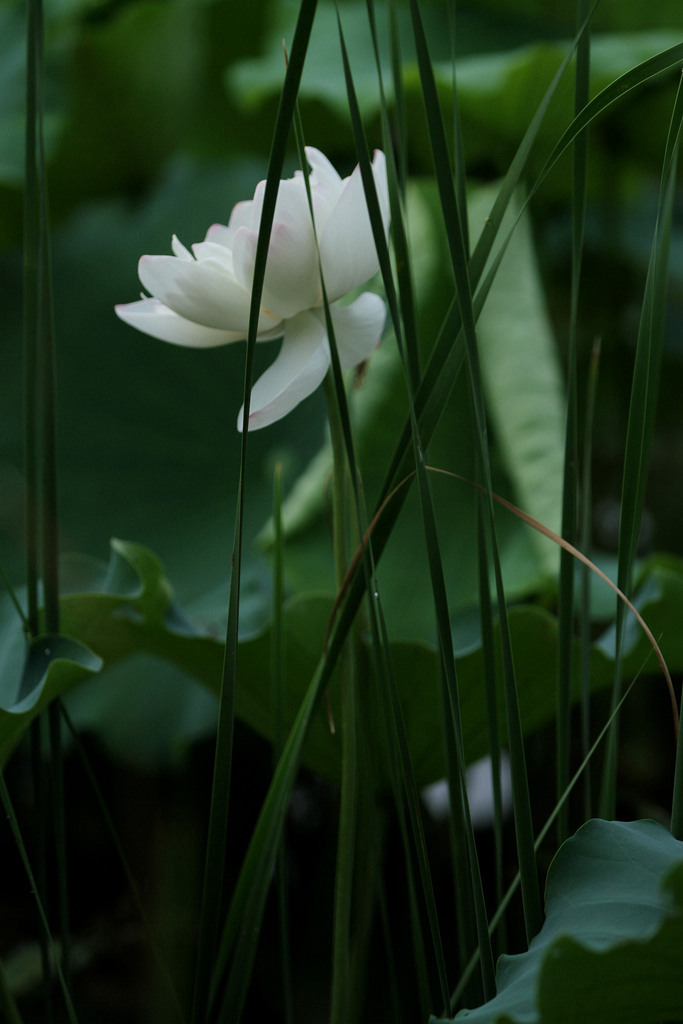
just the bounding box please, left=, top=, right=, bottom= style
left=671, top=688, right=683, bottom=840
left=24, top=0, right=40, bottom=637
left=579, top=337, right=601, bottom=819
left=324, top=372, right=359, bottom=1024
left=271, top=464, right=293, bottom=1024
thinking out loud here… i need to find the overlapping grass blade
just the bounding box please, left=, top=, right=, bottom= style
left=379, top=32, right=682, bottom=520
left=196, top=17, right=681, bottom=1021
left=407, top=0, right=543, bottom=942
left=290, top=60, right=372, bottom=1023
left=339, top=2, right=496, bottom=1003
left=191, top=2, right=320, bottom=1020
left=375, top=9, right=599, bottom=516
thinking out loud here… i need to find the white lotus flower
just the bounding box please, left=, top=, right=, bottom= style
left=115, top=147, right=389, bottom=430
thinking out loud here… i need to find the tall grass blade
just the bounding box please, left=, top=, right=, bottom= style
left=671, top=694, right=683, bottom=840
left=191, top=4, right=320, bottom=1020
left=338, top=3, right=496, bottom=1002
left=407, top=0, right=543, bottom=942
left=579, top=337, right=601, bottom=819
left=23, top=1, right=46, bottom=998
left=556, top=0, right=592, bottom=844
left=330, top=35, right=672, bottom=732
left=322, top=374, right=359, bottom=1024
left=386, top=0, right=408, bottom=194
left=600, top=74, right=682, bottom=818
left=447, top=0, right=468, bottom=256
left=322, top=6, right=468, bottom=1012
left=291, top=63, right=366, bottom=1024
left=377, top=879, right=408, bottom=1024
left=365, top=0, right=421, bottom=389
left=25, top=0, right=70, bottom=997
left=377, top=10, right=598, bottom=514
left=204, top=28, right=679, bottom=1021
left=208, top=648, right=335, bottom=1020
left=271, top=464, right=293, bottom=1023
left=24, top=0, right=40, bottom=637
left=476, top=485, right=506, bottom=955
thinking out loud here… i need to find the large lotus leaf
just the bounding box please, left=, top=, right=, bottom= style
left=434, top=819, right=683, bottom=1024
left=5, top=540, right=681, bottom=782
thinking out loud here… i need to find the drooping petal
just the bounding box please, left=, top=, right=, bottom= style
left=238, top=310, right=330, bottom=431
left=321, top=292, right=386, bottom=369
left=232, top=178, right=322, bottom=321
left=115, top=297, right=246, bottom=348
left=318, top=150, right=389, bottom=302
left=138, top=254, right=279, bottom=335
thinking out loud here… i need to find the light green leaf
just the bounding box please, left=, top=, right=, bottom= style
left=472, top=188, right=566, bottom=579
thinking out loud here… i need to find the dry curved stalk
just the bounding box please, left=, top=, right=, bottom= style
left=325, top=467, right=678, bottom=737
